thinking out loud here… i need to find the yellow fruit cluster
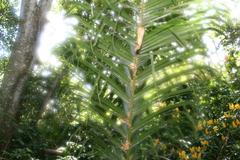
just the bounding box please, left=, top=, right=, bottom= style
left=179, top=146, right=204, bottom=160
left=221, top=135, right=227, bottom=141
left=196, top=123, right=203, bottom=131
left=232, top=119, right=240, bottom=128
left=178, top=150, right=189, bottom=160
left=179, top=103, right=240, bottom=160
left=206, top=119, right=214, bottom=125
left=229, top=103, right=240, bottom=110
left=200, top=139, right=209, bottom=146
left=196, top=119, right=218, bottom=131
left=190, top=146, right=202, bottom=159
left=223, top=112, right=231, bottom=118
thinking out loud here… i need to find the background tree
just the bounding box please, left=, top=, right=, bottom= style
left=0, top=0, right=53, bottom=152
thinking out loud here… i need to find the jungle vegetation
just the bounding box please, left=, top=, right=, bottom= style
left=0, top=0, right=240, bottom=159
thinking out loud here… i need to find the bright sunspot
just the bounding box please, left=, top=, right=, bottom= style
left=37, top=1, right=78, bottom=68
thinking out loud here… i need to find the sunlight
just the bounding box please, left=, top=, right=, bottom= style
left=202, top=0, right=240, bottom=66
left=210, top=0, right=240, bottom=66
left=203, top=33, right=226, bottom=66
left=9, top=0, right=78, bottom=68
left=219, top=0, right=240, bottom=22
left=36, top=2, right=78, bottom=68
left=36, top=0, right=240, bottom=68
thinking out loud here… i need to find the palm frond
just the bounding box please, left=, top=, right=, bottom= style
left=59, top=0, right=222, bottom=159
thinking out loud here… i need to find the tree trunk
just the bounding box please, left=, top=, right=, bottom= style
left=0, top=0, right=52, bottom=152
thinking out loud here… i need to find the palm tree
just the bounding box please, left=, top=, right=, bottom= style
left=60, top=0, right=219, bottom=159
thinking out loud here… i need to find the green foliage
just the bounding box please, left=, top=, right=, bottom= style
left=4, top=148, right=36, bottom=160
left=0, top=0, right=17, bottom=51
left=178, top=76, right=240, bottom=160
left=177, top=20, right=240, bottom=160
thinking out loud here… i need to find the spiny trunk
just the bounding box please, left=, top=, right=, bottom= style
left=123, top=2, right=145, bottom=159
left=0, top=0, right=52, bottom=153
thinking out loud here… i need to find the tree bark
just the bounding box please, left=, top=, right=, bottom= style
left=0, top=0, right=52, bottom=152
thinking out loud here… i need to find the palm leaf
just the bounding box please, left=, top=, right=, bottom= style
left=59, top=0, right=222, bottom=159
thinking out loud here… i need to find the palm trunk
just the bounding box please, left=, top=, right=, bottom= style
left=0, top=0, right=52, bottom=152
